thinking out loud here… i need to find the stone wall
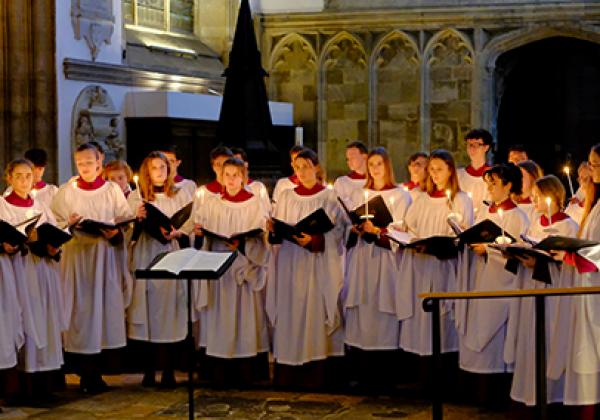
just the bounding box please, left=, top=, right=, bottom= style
left=259, top=2, right=600, bottom=178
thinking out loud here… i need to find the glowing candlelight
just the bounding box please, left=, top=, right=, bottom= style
left=361, top=190, right=372, bottom=220
left=446, top=189, right=454, bottom=211
left=564, top=166, right=575, bottom=197
left=133, top=174, right=139, bottom=192
left=546, top=196, right=552, bottom=226
left=327, top=182, right=333, bottom=190
left=403, top=185, right=409, bottom=192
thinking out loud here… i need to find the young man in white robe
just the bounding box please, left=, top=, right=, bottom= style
left=1, top=159, right=67, bottom=401
left=193, top=157, right=270, bottom=387
left=343, top=147, right=411, bottom=389
left=160, top=146, right=197, bottom=198
left=51, top=142, right=134, bottom=394
left=333, top=141, right=368, bottom=206
left=267, top=148, right=345, bottom=389
left=127, top=151, right=192, bottom=388
left=272, top=145, right=305, bottom=204
left=457, top=129, right=493, bottom=220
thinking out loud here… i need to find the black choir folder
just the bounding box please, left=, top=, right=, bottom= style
left=74, top=217, right=136, bottom=236
left=338, top=196, right=393, bottom=228
left=272, top=208, right=334, bottom=244
left=453, top=219, right=516, bottom=245
left=385, top=230, right=458, bottom=260
left=0, top=214, right=41, bottom=246
left=138, top=248, right=237, bottom=278
left=201, top=228, right=264, bottom=243
left=140, top=201, right=193, bottom=244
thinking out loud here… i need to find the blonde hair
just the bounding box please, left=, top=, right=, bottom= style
left=426, top=149, right=460, bottom=199
left=4, top=158, right=33, bottom=182
left=365, top=147, right=396, bottom=189
left=103, top=160, right=133, bottom=182
left=138, top=151, right=179, bottom=201
left=534, top=175, right=566, bottom=210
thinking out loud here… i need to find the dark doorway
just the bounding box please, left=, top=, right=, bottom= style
left=495, top=37, right=600, bottom=174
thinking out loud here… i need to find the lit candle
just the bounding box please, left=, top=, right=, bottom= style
left=563, top=166, right=575, bottom=197
left=362, top=190, right=370, bottom=220
left=133, top=174, right=140, bottom=193
left=327, top=182, right=333, bottom=190
left=446, top=189, right=454, bottom=211
left=545, top=196, right=552, bottom=226
left=403, top=185, right=409, bottom=192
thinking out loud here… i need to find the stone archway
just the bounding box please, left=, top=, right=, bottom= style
left=494, top=36, right=600, bottom=173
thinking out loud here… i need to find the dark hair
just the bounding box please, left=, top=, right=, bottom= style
left=209, top=146, right=233, bottom=164
left=88, top=141, right=105, bottom=154
left=517, top=160, right=543, bottom=182
left=222, top=157, right=248, bottom=184
left=465, top=129, right=493, bottom=146
left=508, top=144, right=528, bottom=154
left=484, top=163, right=523, bottom=196
left=160, top=144, right=179, bottom=157
left=294, top=148, right=324, bottom=183
left=230, top=147, right=248, bottom=162
left=535, top=175, right=566, bottom=210
left=289, top=145, right=306, bottom=157
left=346, top=141, right=368, bottom=155
left=579, top=143, right=600, bottom=235
left=75, top=142, right=101, bottom=159
left=24, top=148, right=48, bottom=167
left=426, top=149, right=460, bottom=198
left=408, top=151, right=428, bottom=165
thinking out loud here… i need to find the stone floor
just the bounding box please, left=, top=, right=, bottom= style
left=0, top=373, right=520, bottom=419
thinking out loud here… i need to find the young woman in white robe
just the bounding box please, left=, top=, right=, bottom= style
left=51, top=143, right=134, bottom=393
left=272, top=145, right=305, bottom=204
left=509, top=175, right=578, bottom=406
left=457, top=129, right=493, bottom=219
left=127, top=151, right=192, bottom=388
left=565, top=162, right=592, bottom=225
left=397, top=149, right=473, bottom=357
left=193, top=158, right=270, bottom=386
left=401, top=152, right=428, bottom=202
left=343, top=147, right=411, bottom=388
left=231, top=147, right=271, bottom=212
left=0, top=159, right=67, bottom=399
left=515, top=160, right=544, bottom=223
left=266, top=148, right=345, bottom=389
left=459, top=164, right=529, bottom=375
left=333, top=141, right=368, bottom=206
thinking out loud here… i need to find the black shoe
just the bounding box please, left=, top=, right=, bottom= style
left=142, top=372, right=157, bottom=388
left=159, top=371, right=177, bottom=389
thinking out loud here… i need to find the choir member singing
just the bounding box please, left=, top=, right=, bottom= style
left=402, top=152, right=429, bottom=201
left=515, top=160, right=544, bottom=222
left=103, top=160, right=134, bottom=198
left=193, top=157, right=270, bottom=387
left=231, top=147, right=270, bottom=210
left=565, top=161, right=591, bottom=225
left=266, top=148, right=345, bottom=389
left=272, top=145, right=305, bottom=204
left=127, top=151, right=192, bottom=388
left=343, top=147, right=411, bottom=388
left=1, top=159, right=66, bottom=401
left=2, top=149, right=58, bottom=208
left=51, top=142, right=134, bottom=393
left=457, top=129, right=493, bottom=219
left=160, top=145, right=197, bottom=198
left=333, top=141, right=368, bottom=205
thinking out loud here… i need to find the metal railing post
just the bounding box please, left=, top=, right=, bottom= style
left=535, top=295, right=548, bottom=420
left=424, top=298, right=443, bottom=420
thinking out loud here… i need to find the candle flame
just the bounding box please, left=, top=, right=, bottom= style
left=133, top=175, right=139, bottom=183
left=546, top=196, right=552, bottom=206
left=445, top=189, right=451, bottom=199
left=327, top=182, right=333, bottom=190
left=364, top=190, right=369, bottom=199
left=498, top=208, right=504, bottom=218
left=563, top=166, right=570, bottom=175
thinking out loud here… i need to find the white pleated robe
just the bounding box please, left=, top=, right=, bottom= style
left=333, top=173, right=366, bottom=206
left=457, top=167, right=489, bottom=220
left=51, top=181, right=134, bottom=354
left=195, top=192, right=270, bottom=358
left=127, top=188, right=192, bottom=342
left=266, top=187, right=345, bottom=365
left=396, top=191, right=473, bottom=356
left=344, top=187, right=411, bottom=350
left=0, top=251, right=23, bottom=370
left=0, top=197, right=67, bottom=372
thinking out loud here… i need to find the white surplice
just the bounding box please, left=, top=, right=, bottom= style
left=127, top=188, right=192, bottom=342
left=457, top=167, right=489, bottom=220
left=0, top=249, right=23, bottom=370
left=51, top=181, right=134, bottom=354
left=343, top=187, right=411, bottom=350
left=266, top=187, right=345, bottom=365
left=333, top=174, right=366, bottom=207
left=510, top=214, right=578, bottom=405
left=0, top=197, right=67, bottom=372
left=459, top=203, right=529, bottom=373
left=195, top=192, right=270, bottom=358
left=272, top=176, right=297, bottom=204
left=397, top=191, right=474, bottom=356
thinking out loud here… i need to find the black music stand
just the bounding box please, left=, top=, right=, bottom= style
left=135, top=250, right=237, bottom=420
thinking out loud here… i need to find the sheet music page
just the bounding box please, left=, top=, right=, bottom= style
left=152, top=248, right=198, bottom=274
left=185, top=250, right=233, bottom=272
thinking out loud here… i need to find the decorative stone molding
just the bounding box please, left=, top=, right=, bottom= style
left=71, top=86, right=123, bottom=169
left=71, top=0, right=115, bottom=61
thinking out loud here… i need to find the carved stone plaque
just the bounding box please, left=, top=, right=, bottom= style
left=71, top=0, right=115, bottom=61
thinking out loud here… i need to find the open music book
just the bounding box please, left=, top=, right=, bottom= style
left=143, top=248, right=237, bottom=277
left=0, top=213, right=41, bottom=246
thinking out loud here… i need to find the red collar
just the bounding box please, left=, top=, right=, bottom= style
left=540, top=212, right=569, bottom=227
left=77, top=176, right=106, bottom=191
left=289, top=174, right=300, bottom=185
left=428, top=188, right=448, bottom=198
left=222, top=188, right=253, bottom=202
left=247, top=178, right=254, bottom=184
left=347, top=171, right=366, bottom=180
left=295, top=183, right=325, bottom=196
left=465, top=164, right=492, bottom=177
left=174, top=175, right=184, bottom=183
left=403, top=180, right=419, bottom=191
left=517, top=196, right=532, bottom=205
left=4, top=191, right=33, bottom=207
left=33, top=181, right=47, bottom=190
left=489, top=198, right=517, bottom=213
left=124, top=190, right=131, bottom=198
left=206, top=180, right=223, bottom=194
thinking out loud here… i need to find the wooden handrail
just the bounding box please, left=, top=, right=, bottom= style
left=420, top=286, right=600, bottom=301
